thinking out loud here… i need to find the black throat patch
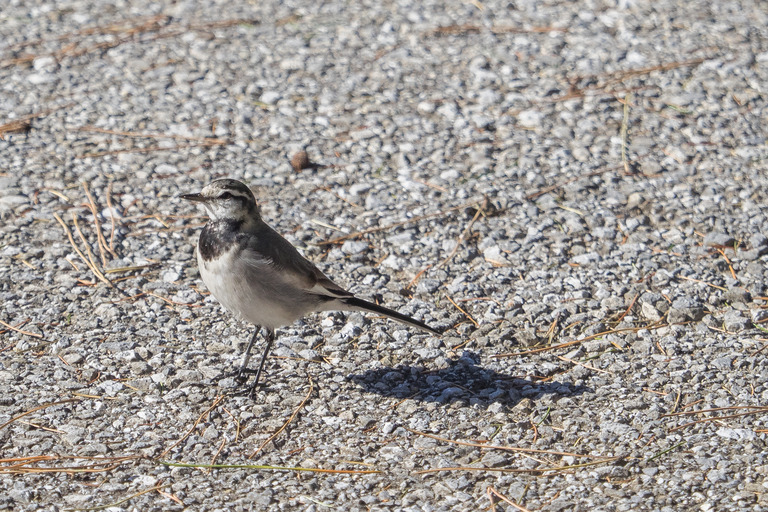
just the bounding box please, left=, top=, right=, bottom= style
left=199, top=219, right=243, bottom=261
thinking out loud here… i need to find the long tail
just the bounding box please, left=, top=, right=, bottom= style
left=341, top=297, right=441, bottom=335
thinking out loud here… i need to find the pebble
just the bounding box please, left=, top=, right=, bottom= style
left=0, top=0, right=764, bottom=510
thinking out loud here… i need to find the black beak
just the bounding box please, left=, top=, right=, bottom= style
left=180, top=193, right=206, bottom=202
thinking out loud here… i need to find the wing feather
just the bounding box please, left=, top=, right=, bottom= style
left=238, top=222, right=353, bottom=299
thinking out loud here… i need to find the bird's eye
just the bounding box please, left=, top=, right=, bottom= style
left=219, top=192, right=233, bottom=200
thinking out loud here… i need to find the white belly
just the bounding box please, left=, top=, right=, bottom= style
left=197, top=246, right=303, bottom=329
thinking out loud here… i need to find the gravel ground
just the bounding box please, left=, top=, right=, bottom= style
left=2, top=0, right=768, bottom=510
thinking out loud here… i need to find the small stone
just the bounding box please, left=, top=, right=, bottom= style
left=290, top=150, right=321, bottom=172
left=572, top=252, right=599, bottom=265
left=722, top=310, right=750, bottom=332
left=703, top=232, right=735, bottom=247
left=341, top=240, right=369, bottom=255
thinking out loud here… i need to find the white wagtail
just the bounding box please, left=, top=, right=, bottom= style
left=182, top=179, right=440, bottom=394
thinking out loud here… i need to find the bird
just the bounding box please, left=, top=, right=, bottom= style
left=181, top=178, right=440, bottom=395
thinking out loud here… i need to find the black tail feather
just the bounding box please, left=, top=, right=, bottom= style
left=341, top=297, right=441, bottom=335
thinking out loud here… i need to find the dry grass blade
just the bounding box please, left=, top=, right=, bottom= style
left=601, top=57, right=707, bottom=86
left=0, top=398, right=81, bottom=431
left=551, top=57, right=709, bottom=102
left=1, top=455, right=138, bottom=474
left=663, top=405, right=768, bottom=418
left=0, top=103, right=75, bottom=138
left=250, top=376, right=314, bottom=458
left=3, top=463, right=122, bottom=474
left=668, top=407, right=768, bottom=432
left=426, top=24, right=564, bottom=37
left=160, top=395, right=226, bottom=458
left=156, top=460, right=380, bottom=474
left=208, top=438, right=228, bottom=475
left=71, top=483, right=169, bottom=511
left=77, top=125, right=232, bottom=144
left=556, top=355, right=611, bottom=374
left=407, top=429, right=614, bottom=459
left=0, top=318, right=43, bottom=338
left=77, top=141, right=228, bottom=159
left=526, top=165, right=619, bottom=200
left=0, top=119, right=31, bottom=140
left=614, top=293, right=638, bottom=325
left=488, top=486, right=531, bottom=512
left=494, top=323, right=668, bottom=357
left=103, top=263, right=161, bottom=274
left=71, top=212, right=114, bottom=287
left=677, top=275, right=727, bottom=290
left=53, top=212, right=112, bottom=287
left=106, top=182, right=117, bottom=253
left=5, top=14, right=167, bottom=52
left=82, top=182, right=116, bottom=264
left=0, top=16, right=170, bottom=68
left=316, top=199, right=484, bottom=246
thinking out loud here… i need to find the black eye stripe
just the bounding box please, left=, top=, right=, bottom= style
left=219, top=192, right=234, bottom=200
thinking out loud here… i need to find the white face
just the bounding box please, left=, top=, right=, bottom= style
left=184, top=179, right=257, bottom=221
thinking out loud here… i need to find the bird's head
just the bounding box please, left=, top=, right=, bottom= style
left=181, top=179, right=259, bottom=221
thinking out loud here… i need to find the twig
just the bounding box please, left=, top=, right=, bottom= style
left=614, top=293, right=638, bottom=325
left=445, top=293, right=479, bottom=329
left=405, top=265, right=432, bottom=291
left=620, top=93, right=632, bottom=174
left=435, top=197, right=487, bottom=269
left=250, top=376, right=314, bottom=458
left=0, top=318, right=42, bottom=338
left=106, top=182, right=117, bottom=254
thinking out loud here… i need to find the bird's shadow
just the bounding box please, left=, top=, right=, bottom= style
left=348, top=352, right=591, bottom=408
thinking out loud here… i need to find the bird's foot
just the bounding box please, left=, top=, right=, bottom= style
left=228, top=378, right=264, bottom=398
left=225, top=367, right=258, bottom=385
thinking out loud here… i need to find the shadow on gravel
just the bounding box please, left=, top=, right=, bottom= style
left=349, top=353, right=590, bottom=408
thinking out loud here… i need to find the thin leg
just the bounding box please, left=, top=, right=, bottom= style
left=234, top=329, right=261, bottom=383
left=248, top=328, right=275, bottom=396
